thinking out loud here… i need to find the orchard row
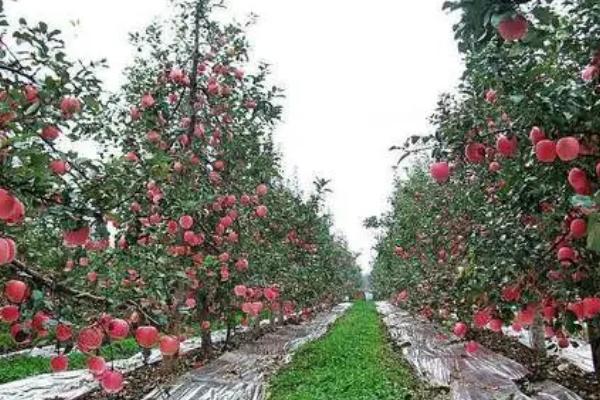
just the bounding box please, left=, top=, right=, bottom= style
left=0, top=0, right=361, bottom=393
left=370, top=0, right=600, bottom=374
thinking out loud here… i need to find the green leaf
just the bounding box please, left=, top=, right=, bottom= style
left=509, top=94, right=525, bottom=104
left=532, top=7, right=553, bottom=26
left=587, top=213, right=600, bottom=253
left=570, top=195, right=595, bottom=209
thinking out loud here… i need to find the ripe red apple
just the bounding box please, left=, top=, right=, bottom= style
left=60, top=96, right=81, bottom=117
left=24, top=85, right=38, bottom=102
left=87, top=356, right=107, bottom=377
left=234, top=285, right=247, bottom=297
left=484, top=89, right=497, bottom=104
left=557, top=246, right=575, bottom=263
left=141, top=93, right=155, bottom=108
left=570, top=218, right=587, bottom=239
left=50, top=160, right=71, bottom=176
left=50, top=354, right=68, bottom=372
left=146, top=130, right=160, bottom=143
left=0, top=237, right=16, bottom=264
left=496, top=135, right=517, bottom=157
left=41, top=125, right=61, bottom=141
left=108, top=319, right=130, bottom=341
left=582, top=65, right=599, bottom=82
left=218, top=252, right=230, bottom=263
left=4, top=279, right=28, bottom=303
left=77, top=327, right=104, bottom=352
left=465, top=341, right=480, bottom=354
left=568, top=168, right=590, bottom=195
left=465, top=142, right=486, bottom=163
left=56, top=323, right=72, bottom=342
left=265, top=287, right=279, bottom=301
left=498, top=14, right=529, bottom=41
left=135, top=326, right=159, bottom=348
left=63, top=226, right=90, bottom=248
left=201, top=320, right=211, bottom=330
left=159, top=335, right=180, bottom=356
left=488, top=319, right=503, bottom=332
left=256, top=184, right=268, bottom=197
left=488, top=161, right=501, bottom=172
left=558, top=338, right=570, bottom=348
left=0, top=305, right=19, bottom=323
left=179, top=215, right=194, bottom=230
left=583, top=297, right=600, bottom=318
left=556, top=137, right=580, bottom=161
left=453, top=322, right=468, bottom=338
left=235, top=258, right=249, bottom=271
left=101, top=370, right=124, bottom=394
left=0, top=189, right=17, bottom=220
left=535, top=140, right=557, bottom=162
left=529, top=126, right=545, bottom=145
left=429, top=162, right=450, bottom=183
left=255, top=205, right=268, bottom=218
left=32, top=311, right=50, bottom=333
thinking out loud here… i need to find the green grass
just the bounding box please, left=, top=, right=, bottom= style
left=268, top=301, right=417, bottom=400
left=0, top=338, right=140, bottom=384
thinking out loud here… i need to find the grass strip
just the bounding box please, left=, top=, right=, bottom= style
left=0, top=338, right=140, bottom=384
left=268, top=301, right=418, bottom=400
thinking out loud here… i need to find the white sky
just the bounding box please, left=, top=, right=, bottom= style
left=8, top=0, right=463, bottom=273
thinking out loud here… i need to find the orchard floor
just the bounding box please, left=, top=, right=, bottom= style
left=266, top=301, right=429, bottom=400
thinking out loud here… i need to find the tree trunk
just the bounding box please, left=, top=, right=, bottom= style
left=201, top=326, right=212, bottom=357
left=530, top=306, right=547, bottom=356
left=224, top=322, right=233, bottom=350
left=589, top=319, right=600, bottom=381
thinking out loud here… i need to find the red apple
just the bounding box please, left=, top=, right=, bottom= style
left=535, top=140, right=557, bottom=162
left=50, top=354, right=68, bottom=372
left=159, top=335, right=180, bottom=356
left=101, top=370, right=124, bottom=394
left=465, top=341, right=480, bottom=354
left=557, top=246, right=575, bottom=263
left=0, top=305, right=19, bottom=323
left=179, top=215, right=194, bottom=230
left=87, top=356, right=107, bottom=377
left=77, top=327, right=104, bottom=352
left=135, top=326, right=159, bottom=348
left=465, top=142, right=486, bottom=163
left=255, top=205, right=268, bottom=218
left=430, top=162, right=450, bottom=183
left=570, top=218, right=587, bottom=239
left=556, top=137, right=580, bottom=161
left=56, top=323, right=73, bottom=342
left=0, top=237, right=16, bottom=264
left=4, top=280, right=28, bottom=303
left=568, top=168, right=590, bottom=194
left=496, top=135, right=517, bottom=157
left=498, top=14, right=529, bottom=41
left=108, top=319, right=130, bottom=341
left=453, top=322, right=468, bottom=338
left=529, top=126, right=545, bottom=145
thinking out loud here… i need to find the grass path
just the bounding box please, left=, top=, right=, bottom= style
left=267, top=301, right=418, bottom=400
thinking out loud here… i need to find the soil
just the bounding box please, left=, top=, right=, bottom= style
left=472, top=330, right=600, bottom=400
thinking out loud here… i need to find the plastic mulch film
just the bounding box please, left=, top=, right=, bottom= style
left=502, top=326, right=594, bottom=373
left=376, top=301, right=584, bottom=400
left=143, top=303, right=352, bottom=400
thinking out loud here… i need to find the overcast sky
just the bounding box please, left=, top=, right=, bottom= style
left=8, top=0, right=463, bottom=273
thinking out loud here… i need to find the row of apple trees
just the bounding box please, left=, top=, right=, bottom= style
left=0, top=0, right=361, bottom=392
left=369, top=0, right=600, bottom=375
